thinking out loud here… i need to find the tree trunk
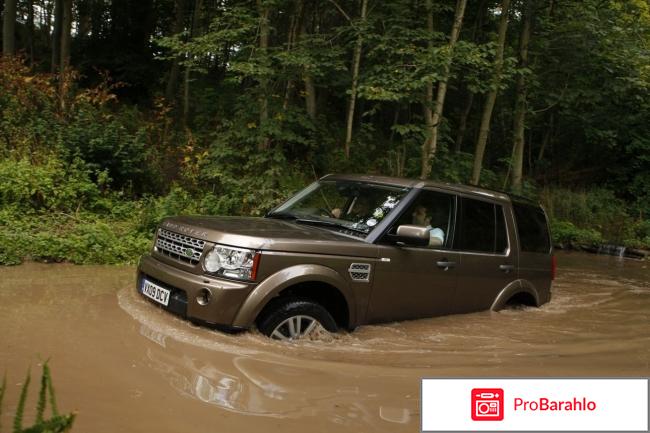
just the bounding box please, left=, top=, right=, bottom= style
left=299, top=2, right=317, bottom=120
left=282, top=1, right=303, bottom=111
left=51, top=0, right=62, bottom=72
left=453, top=0, right=486, bottom=153
left=510, top=0, right=532, bottom=193
left=182, top=0, right=202, bottom=127
left=469, top=0, right=511, bottom=186
left=2, top=0, right=16, bottom=56
left=454, top=91, right=474, bottom=152
left=26, top=0, right=35, bottom=67
left=257, top=0, right=271, bottom=150
left=165, top=0, right=186, bottom=102
left=343, top=0, right=368, bottom=159
left=419, top=0, right=468, bottom=179
left=58, top=0, right=72, bottom=110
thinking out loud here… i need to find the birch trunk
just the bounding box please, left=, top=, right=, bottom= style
left=182, top=0, right=202, bottom=127
left=51, top=0, right=62, bottom=72
left=419, top=0, right=468, bottom=179
left=510, top=0, right=532, bottom=193
left=470, top=0, right=511, bottom=185
left=58, top=0, right=72, bottom=110
left=165, top=0, right=186, bottom=102
left=257, top=0, right=271, bottom=150
left=344, top=0, right=368, bottom=159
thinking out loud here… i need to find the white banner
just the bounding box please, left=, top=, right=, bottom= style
left=422, top=378, right=648, bottom=432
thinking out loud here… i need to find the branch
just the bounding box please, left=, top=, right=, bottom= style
left=327, top=0, right=351, bottom=22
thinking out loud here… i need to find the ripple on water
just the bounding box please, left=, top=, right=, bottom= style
left=117, top=253, right=650, bottom=371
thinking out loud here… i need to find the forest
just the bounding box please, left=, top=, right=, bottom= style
left=0, top=0, right=649, bottom=264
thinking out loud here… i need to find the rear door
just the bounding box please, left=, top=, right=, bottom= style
left=452, top=197, right=517, bottom=313
left=512, top=202, right=552, bottom=297
left=367, top=189, right=461, bottom=322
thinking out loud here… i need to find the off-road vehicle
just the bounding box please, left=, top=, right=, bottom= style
left=137, top=174, right=554, bottom=340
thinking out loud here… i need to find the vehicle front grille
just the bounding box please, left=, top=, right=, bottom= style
left=155, top=228, right=206, bottom=265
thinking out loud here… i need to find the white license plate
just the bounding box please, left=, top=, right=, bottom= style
left=141, top=279, right=171, bottom=307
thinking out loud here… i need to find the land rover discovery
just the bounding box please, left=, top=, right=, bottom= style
left=137, top=174, right=554, bottom=340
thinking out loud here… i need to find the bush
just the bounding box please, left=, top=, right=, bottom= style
left=541, top=188, right=635, bottom=244
left=551, top=220, right=604, bottom=247
left=0, top=157, right=100, bottom=212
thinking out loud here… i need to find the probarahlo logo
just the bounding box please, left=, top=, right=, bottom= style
left=471, top=388, right=504, bottom=421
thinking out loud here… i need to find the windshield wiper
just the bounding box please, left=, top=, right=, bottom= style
left=266, top=211, right=298, bottom=220
left=295, top=218, right=367, bottom=235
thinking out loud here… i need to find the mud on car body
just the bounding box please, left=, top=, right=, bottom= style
left=137, top=174, right=554, bottom=340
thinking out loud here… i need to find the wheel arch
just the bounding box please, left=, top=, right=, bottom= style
left=490, top=280, right=540, bottom=311
left=231, top=264, right=355, bottom=329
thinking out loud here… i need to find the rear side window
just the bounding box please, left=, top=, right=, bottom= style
left=456, top=198, right=508, bottom=254
left=513, top=203, right=550, bottom=253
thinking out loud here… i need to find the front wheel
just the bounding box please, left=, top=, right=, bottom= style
left=257, top=298, right=338, bottom=341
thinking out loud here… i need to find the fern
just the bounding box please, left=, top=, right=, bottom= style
left=35, top=364, right=48, bottom=424
left=13, top=369, right=31, bottom=433
left=21, top=414, right=76, bottom=433
left=1, top=363, right=75, bottom=433
left=44, top=363, right=59, bottom=417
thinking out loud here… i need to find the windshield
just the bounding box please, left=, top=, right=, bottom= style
left=269, top=180, right=410, bottom=237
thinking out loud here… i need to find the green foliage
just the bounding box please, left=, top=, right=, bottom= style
left=551, top=220, right=604, bottom=247
left=541, top=188, right=636, bottom=244
left=0, top=158, right=99, bottom=213
left=2, top=362, right=75, bottom=433
left=1, top=0, right=650, bottom=264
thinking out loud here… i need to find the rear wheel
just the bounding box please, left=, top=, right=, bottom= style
left=257, top=298, right=338, bottom=341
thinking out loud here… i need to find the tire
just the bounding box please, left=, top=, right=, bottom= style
left=257, top=297, right=338, bottom=340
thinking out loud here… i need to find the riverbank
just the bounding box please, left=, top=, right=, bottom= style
left=1, top=195, right=649, bottom=266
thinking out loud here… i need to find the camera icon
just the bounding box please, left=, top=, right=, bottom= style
left=471, top=388, right=504, bottom=421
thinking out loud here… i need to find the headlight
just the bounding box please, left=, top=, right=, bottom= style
left=203, top=245, right=260, bottom=281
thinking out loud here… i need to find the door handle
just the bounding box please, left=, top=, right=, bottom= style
left=499, top=264, right=515, bottom=273
left=436, top=260, right=456, bottom=270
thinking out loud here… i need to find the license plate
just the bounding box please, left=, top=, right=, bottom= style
left=141, top=279, right=171, bottom=307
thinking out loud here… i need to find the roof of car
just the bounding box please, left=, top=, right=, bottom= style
left=320, top=173, right=531, bottom=204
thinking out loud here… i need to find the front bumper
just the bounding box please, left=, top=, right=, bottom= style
left=137, top=254, right=256, bottom=329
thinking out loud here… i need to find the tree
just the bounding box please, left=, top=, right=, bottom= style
left=257, top=0, right=271, bottom=150
left=419, top=0, right=468, bottom=179
left=51, top=0, right=62, bottom=72
left=2, top=0, right=16, bottom=56
left=58, top=0, right=72, bottom=110
left=165, top=0, right=187, bottom=101
left=183, top=0, right=202, bottom=126
left=470, top=0, right=511, bottom=186
left=344, top=0, right=369, bottom=159
left=510, top=0, right=533, bottom=193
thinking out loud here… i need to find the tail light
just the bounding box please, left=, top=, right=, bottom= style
left=551, top=255, right=557, bottom=280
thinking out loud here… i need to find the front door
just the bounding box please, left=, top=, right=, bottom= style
left=367, top=189, right=460, bottom=323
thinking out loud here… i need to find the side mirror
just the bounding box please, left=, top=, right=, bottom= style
left=391, top=225, right=430, bottom=247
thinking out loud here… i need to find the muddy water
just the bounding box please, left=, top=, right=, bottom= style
left=1, top=252, right=648, bottom=432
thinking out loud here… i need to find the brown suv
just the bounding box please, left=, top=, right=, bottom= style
left=137, top=174, right=554, bottom=340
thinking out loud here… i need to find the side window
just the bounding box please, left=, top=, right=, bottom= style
left=458, top=198, right=495, bottom=252
left=513, top=203, right=550, bottom=253
left=495, top=205, right=508, bottom=254
left=389, top=190, right=455, bottom=248
left=457, top=198, right=509, bottom=254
